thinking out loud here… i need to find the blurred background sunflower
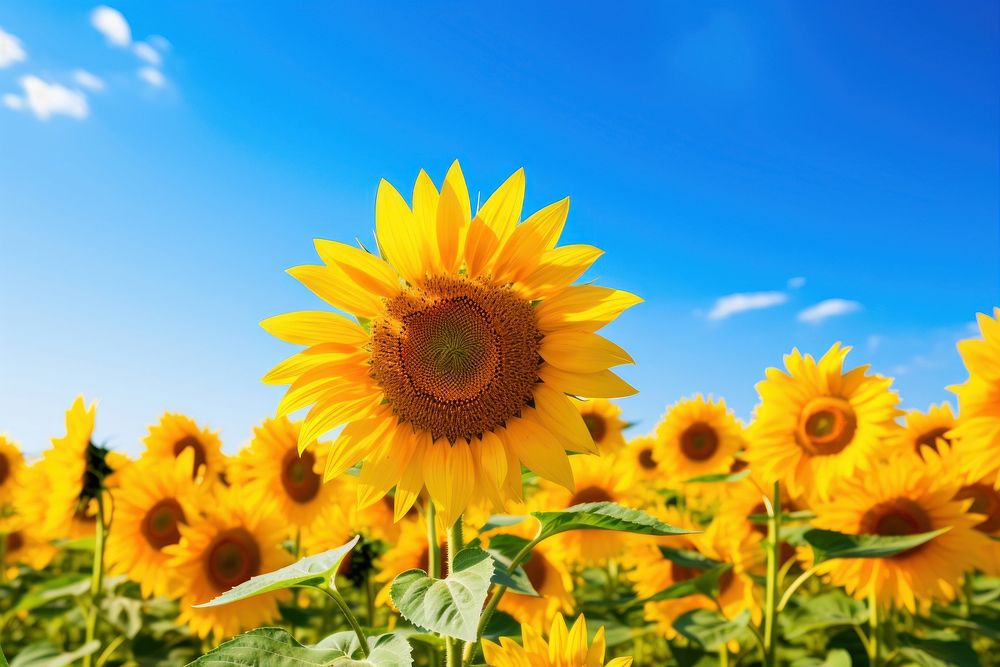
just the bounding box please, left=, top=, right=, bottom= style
left=950, top=309, right=1000, bottom=484
left=653, top=395, right=744, bottom=488
left=142, top=413, right=226, bottom=486
left=577, top=399, right=628, bottom=455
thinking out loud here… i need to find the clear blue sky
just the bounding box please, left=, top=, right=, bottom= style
left=1, top=1, right=997, bottom=456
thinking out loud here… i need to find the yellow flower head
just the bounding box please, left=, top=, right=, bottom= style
left=810, top=453, right=986, bottom=612
left=0, top=435, right=25, bottom=508
left=618, top=434, right=661, bottom=485
left=745, top=344, right=901, bottom=501
left=105, top=448, right=205, bottom=598
left=142, top=412, right=225, bottom=485
left=163, top=487, right=292, bottom=640
left=1, top=514, right=58, bottom=576
left=950, top=308, right=1000, bottom=485
left=577, top=399, right=628, bottom=455
left=482, top=614, right=632, bottom=667
left=653, top=395, right=744, bottom=486
left=262, top=163, right=640, bottom=525
left=228, top=416, right=339, bottom=532
left=890, top=403, right=957, bottom=460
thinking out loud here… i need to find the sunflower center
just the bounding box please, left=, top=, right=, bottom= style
left=371, top=276, right=541, bottom=442
left=860, top=498, right=933, bottom=557
left=141, top=498, right=186, bottom=550
left=955, top=484, right=1000, bottom=534
left=205, top=527, right=262, bottom=591
left=915, top=427, right=950, bottom=453
left=0, top=453, right=9, bottom=485
left=680, top=422, right=719, bottom=461
left=638, top=447, right=657, bottom=470
left=522, top=551, right=549, bottom=591
left=281, top=449, right=322, bottom=503
left=797, top=397, right=857, bottom=456
left=174, top=435, right=207, bottom=477
left=4, top=531, right=23, bottom=555
left=569, top=485, right=615, bottom=506
left=583, top=414, right=607, bottom=443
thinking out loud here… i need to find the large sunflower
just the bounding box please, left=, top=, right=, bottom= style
left=0, top=435, right=25, bottom=508
left=809, top=454, right=984, bottom=612
left=105, top=448, right=205, bottom=598
left=19, top=397, right=112, bottom=541
left=890, top=403, right=957, bottom=460
left=229, top=416, right=339, bottom=532
left=142, top=413, right=226, bottom=485
left=578, top=399, right=628, bottom=454
left=261, top=163, right=640, bottom=525
left=482, top=614, right=633, bottom=667
left=950, top=309, right=1000, bottom=484
left=163, top=488, right=291, bottom=639
left=744, top=344, right=901, bottom=501
left=652, top=395, right=743, bottom=487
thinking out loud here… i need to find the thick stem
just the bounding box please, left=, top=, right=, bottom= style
left=868, top=589, right=880, bottom=667
left=426, top=501, right=440, bottom=579
left=83, top=494, right=108, bottom=667
left=762, top=481, right=781, bottom=667
left=320, top=587, right=370, bottom=657
left=446, top=519, right=464, bottom=667
left=719, top=645, right=730, bottom=667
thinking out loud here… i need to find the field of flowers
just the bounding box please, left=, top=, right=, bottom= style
left=1, top=164, right=998, bottom=666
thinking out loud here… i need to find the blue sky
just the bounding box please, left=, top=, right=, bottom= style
left=1, top=1, right=997, bottom=456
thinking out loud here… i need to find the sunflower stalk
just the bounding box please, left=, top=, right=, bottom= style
left=868, top=590, right=880, bottom=667
left=318, top=587, right=370, bottom=658
left=0, top=531, right=6, bottom=585
left=82, top=492, right=107, bottom=667
left=445, top=517, right=464, bottom=667
left=762, top=481, right=781, bottom=667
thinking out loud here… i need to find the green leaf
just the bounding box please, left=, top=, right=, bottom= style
left=673, top=609, right=750, bottom=650
left=790, top=649, right=852, bottom=667
left=12, top=573, right=90, bottom=613
left=391, top=548, right=495, bottom=642
left=532, top=502, right=695, bottom=541
left=314, top=632, right=414, bottom=667
left=643, top=564, right=732, bottom=604
left=897, top=633, right=979, bottom=667
left=10, top=641, right=100, bottom=667
left=196, top=535, right=360, bottom=607
left=469, top=534, right=538, bottom=597
left=682, top=468, right=750, bottom=484
left=479, top=515, right=528, bottom=533
left=780, top=592, right=867, bottom=640
left=657, top=546, right=721, bottom=570
left=803, top=527, right=949, bottom=564
left=190, top=627, right=349, bottom=665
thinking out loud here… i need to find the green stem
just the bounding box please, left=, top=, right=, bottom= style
left=719, top=645, right=730, bottom=667
left=762, top=481, right=781, bottom=667
left=868, top=589, right=880, bottom=667
left=777, top=566, right=818, bottom=612
left=0, top=530, right=7, bottom=584
left=319, top=587, right=370, bottom=657
left=446, top=519, right=464, bottom=667
left=95, top=634, right=125, bottom=667
left=82, top=493, right=107, bottom=667
left=365, top=568, right=376, bottom=629
left=426, top=501, right=440, bottom=579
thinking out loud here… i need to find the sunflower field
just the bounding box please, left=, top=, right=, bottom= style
left=2, top=165, right=999, bottom=667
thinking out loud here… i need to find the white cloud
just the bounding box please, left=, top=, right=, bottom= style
left=138, top=66, right=165, bottom=87
left=91, top=6, right=131, bottom=47
left=797, top=298, right=861, bottom=324
left=133, top=41, right=161, bottom=66
left=18, top=75, right=88, bottom=120
left=787, top=276, right=806, bottom=289
left=73, top=69, right=105, bottom=91
left=3, top=93, right=24, bottom=110
left=0, top=27, right=27, bottom=68
left=707, top=291, right=788, bottom=321
left=148, top=35, right=171, bottom=52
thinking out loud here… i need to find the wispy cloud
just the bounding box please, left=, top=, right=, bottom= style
left=787, top=276, right=806, bottom=289
left=797, top=298, right=861, bottom=324
left=707, top=291, right=788, bottom=321
left=7, top=75, right=88, bottom=120
left=133, top=41, right=161, bottom=66
left=0, top=27, right=27, bottom=68
left=91, top=6, right=131, bottom=47
left=73, top=69, right=105, bottom=91
left=138, top=66, right=165, bottom=87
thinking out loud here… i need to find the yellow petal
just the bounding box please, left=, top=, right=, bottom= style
left=539, top=331, right=634, bottom=373
left=358, top=426, right=418, bottom=508
left=314, top=239, right=400, bottom=298
left=502, top=417, right=574, bottom=491
left=531, top=385, right=597, bottom=454
left=539, top=366, right=638, bottom=399
left=443, top=160, right=472, bottom=223
left=393, top=431, right=431, bottom=522
left=423, top=438, right=475, bottom=526
left=436, top=180, right=466, bottom=273
left=463, top=216, right=501, bottom=279
left=473, top=431, right=509, bottom=508
left=300, top=395, right=380, bottom=450
left=411, top=170, right=441, bottom=268
left=476, top=168, right=524, bottom=244
left=287, top=265, right=384, bottom=319
left=492, top=197, right=569, bottom=283
left=536, top=286, right=643, bottom=333
left=375, top=178, right=424, bottom=284
left=520, top=245, right=603, bottom=297
left=260, top=311, right=368, bottom=347
left=263, top=349, right=364, bottom=385
left=324, top=415, right=393, bottom=481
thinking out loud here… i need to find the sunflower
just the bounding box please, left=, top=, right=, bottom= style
left=0, top=435, right=25, bottom=508
left=578, top=399, right=628, bottom=454
left=744, top=344, right=901, bottom=501
left=18, top=397, right=112, bottom=541
left=618, top=435, right=661, bottom=486
left=652, top=395, right=743, bottom=488
left=163, top=487, right=291, bottom=639
left=261, top=163, right=640, bottom=525
left=891, top=403, right=957, bottom=460
left=950, top=309, right=1000, bottom=484
left=229, top=416, right=339, bottom=533
left=713, top=478, right=803, bottom=576
left=532, top=454, right=643, bottom=565
left=483, top=518, right=575, bottom=628
left=1, top=515, right=57, bottom=576
left=142, top=413, right=226, bottom=484
left=809, top=454, right=984, bottom=611
left=105, top=448, right=205, bottom=598
left=482, top=613, right=632, bottom=667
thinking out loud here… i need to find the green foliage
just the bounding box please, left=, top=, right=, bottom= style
left=9, top=641, right=100, bottom=667
left=897, top=633, right=980, bottom=667
left=466, top=534, right=538, bottom=597
left=532, top=501, right=695, bottom=541
left=803, top=527, right=950, bottom=564
left=189, top=627, right=412, bottom=666
left=672, top=609, right=750, bottom=650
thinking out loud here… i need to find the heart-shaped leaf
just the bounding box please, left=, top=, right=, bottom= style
left=803, top=527, right=949, bottom=564
left=196, top=536, right=360, bottom=607
left=532, top=502, right=695, bottom=541
left=390, top=547, right=495, bottom=642
left=673, top=609, right=750, bottom=650
left=467, top=534, right=538, bottom=597
left=315, top=631, right=414, bottom=667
